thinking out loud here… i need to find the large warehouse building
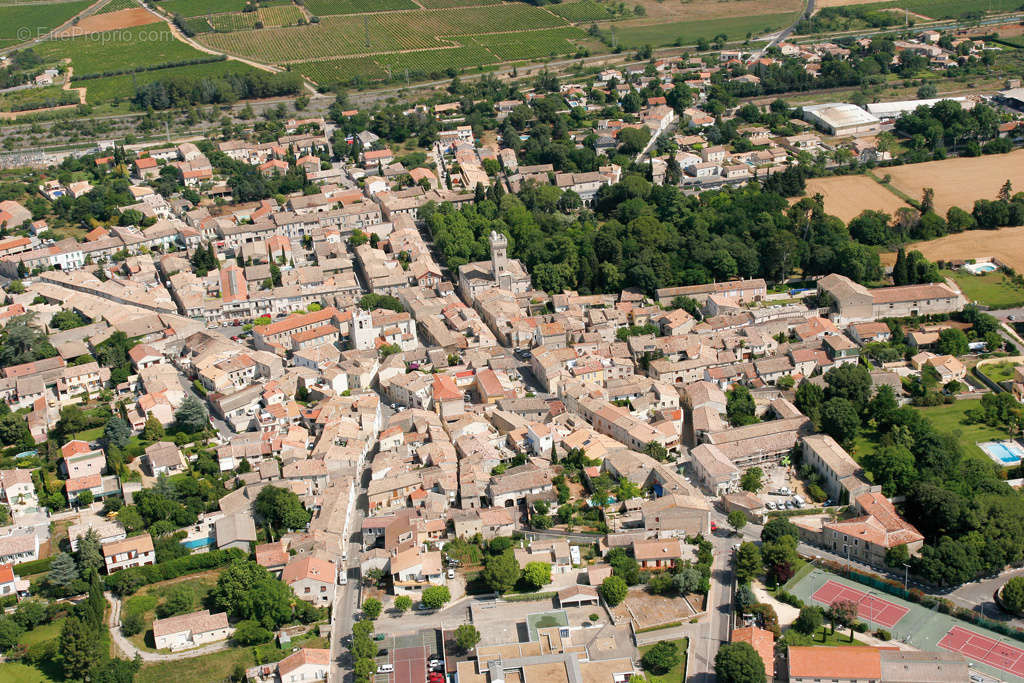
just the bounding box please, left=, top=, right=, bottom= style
left=801, top=102, right=881, bottom=136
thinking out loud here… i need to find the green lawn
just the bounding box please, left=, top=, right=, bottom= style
left=73, top=427, right=104, bottom=442
left=125, top=575, right=219, bottom=652
left=0, top=662, right=58, bottom=683
left=911, top=399, right=1014, bottom=460
left=638, top=638, right=688, bottom=683
left=943, top=269, right=1024, bottom=309
left=18, top=618, right=65, bottom=647
left=782, top=626, right=868, bottom=647
left=978, top=361, right=1018, bottom=384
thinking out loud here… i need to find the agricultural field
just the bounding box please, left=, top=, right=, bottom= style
left=182, top=16, right=213, bottom=33
left=58, top=7, right=159, bottom=36
left=157, top=0, right=244, bottom=17
left=881, top=150, right=1024, bottom=215
left=303, top=0, right=416, bottom=14
left=208, top=5, right=306, bottom=30
left=549, top=0, right=614, bottom=22
left=0, top=85, right=78, bottom=112
left=96, top=0, right=139, bottom=13
left=605, top=11, right=798, bottom=49
left=0, top=0, right=93, bottom=48
left=616, top=0, right=800, bottom=22
left=197, top=4, right=569, bottom=63
left=376, top=42, right=496, bottom=74
left=810, top=0, right=1021, bottom=16
left=881, top=227, right=1024, bottom=274
left=81, top=59, right=264, bottom=103
left=417, top=0, right=501, bottom=7
left=800, top=175, right=910, bottom=222
left=466, top=27, right=586, bottom=61
left=293, top=56, right=388, bottom=83
left=36, top=22, right=213, bottom=76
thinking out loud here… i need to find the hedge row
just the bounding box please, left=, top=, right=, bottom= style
left=14, top=556, right=53, bottom=576
left=71, top=56, right=228, bottom=82
left=105, top=548, right=245, bottom=595
left=502, top=591, right=557, bottom=602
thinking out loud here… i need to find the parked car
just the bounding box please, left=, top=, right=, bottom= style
left=374, top=633, right=386, bottom=641
left=378, top=665, right=394, bottom=673
left=447, top=569, right=455, bottom=579
left=709, top=521, right=717, bottom=532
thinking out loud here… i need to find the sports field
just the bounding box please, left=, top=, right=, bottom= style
left=801, top=175, right=910, bottom=222
left=788, top=567, right=1024, bottom=682
left=811, top=580, right=909, bottom=628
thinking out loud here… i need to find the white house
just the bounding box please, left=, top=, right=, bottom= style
left=152, top=610, right=231, bottom=651
left=102, top=534, right=155, bottom=573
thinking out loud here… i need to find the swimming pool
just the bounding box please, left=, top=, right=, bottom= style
left=980, top=441, right=1024, bottom=466
left=965, top=262, right=997, bottom=274
left=181, top=536, right=214, bottom=549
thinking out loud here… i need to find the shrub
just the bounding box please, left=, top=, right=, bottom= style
left=875, top=629, right=891, bottom=640
left=853, top=621, right=868, bottom=633
left=233, top=620, right=273, bottom=645
left=121, top=610, right=144, bottom=637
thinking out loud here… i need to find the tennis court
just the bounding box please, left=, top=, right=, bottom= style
left=811, top=580, right=910, bottom=628
left=392, top=643, right=427, bottom=683
left=939, top=626, right=1024, bottom=678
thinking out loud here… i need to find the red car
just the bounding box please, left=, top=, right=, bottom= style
left=710, top=521, right=717, bottom=532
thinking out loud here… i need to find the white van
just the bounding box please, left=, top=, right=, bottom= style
left=377, top=665, right=394, bottom=673
left=793, top=495, right=805, bottom=508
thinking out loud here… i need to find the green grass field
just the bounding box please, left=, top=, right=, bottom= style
left=182, top=16, right=213, bottom=33
left=912, top=399, right=1014, bottom=460
left=0, top=0, right=92, bottom=44
left=157, top=0, right=244, bottom=17
left=0, top=663, right=57, bottom=683
left=943, top=269, right=1024, bottom=309
left=303, top=0, right=416, bottom=14
left=96, top=0, right=139, bottom=14
left=0, top=86, right=78, bottom=112
left=37, top=23, right=212, bottom=76
left=637, top=638, right=688, bottom=683
left=82, top=59, right=262, bottom=102
left=608, top=12, right=798, bottom=48
left=466, top=26, right=585, bottom=61
left=978, top=361, right=1018, bottom=384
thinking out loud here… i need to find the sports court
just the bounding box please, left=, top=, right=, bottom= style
left=939, top=626, right=1024, bottom=678
left=810, top=579, right=910, bottom=628
left=378, top=630, right=439, bottom=683
left=786, top=566, right=1024, bottom=682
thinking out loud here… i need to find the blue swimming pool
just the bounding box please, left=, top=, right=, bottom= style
left=980, top=441, right=1024, bottom=466
left=181, top=536, right=214, bottom=549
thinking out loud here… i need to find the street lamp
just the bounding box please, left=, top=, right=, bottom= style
left=902, top=563, right=911, bottom=592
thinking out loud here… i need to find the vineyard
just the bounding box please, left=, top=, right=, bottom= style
left=81, top=59, right=261, bottom=102
left=96, top=0, right=139, bottom=14
left=608, top=11, right=798, bottom=48
left=197, top=4, right=570, bottom=62
left=209, top=5, right=305, bottom=30
left=157, top=0, right=243, bottom=17
left=182, top=16, right=213, bottom=33
left=36, top=22, right=211, bottom=75
left=0, top=0, right=93, bottom=47
left=549, top=0, right=613, bottom=22
left=302, top=0, right=415, bottom=15
left=416, top=0, right=501, bottom=7
left=466, top=27, right=586, bottom=61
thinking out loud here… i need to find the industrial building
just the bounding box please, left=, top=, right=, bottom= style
left=801, top=102, right=881, bottom=136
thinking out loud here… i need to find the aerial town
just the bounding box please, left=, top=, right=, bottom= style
left=0, top=1, right=1024, bottom=682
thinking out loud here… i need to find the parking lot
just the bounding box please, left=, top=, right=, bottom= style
left=375, top=630, right=442, bottom=683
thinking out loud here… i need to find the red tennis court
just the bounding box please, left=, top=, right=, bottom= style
left=392, top=645, right=428, bottom=683
left=939, top=626, right=1024, bottom=677
left=810, top=580, right=909, bottom=628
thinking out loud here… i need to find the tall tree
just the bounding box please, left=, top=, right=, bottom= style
left=47, top=552, right=79, bottom=588
left=102, top=416, right=131, bottom=450
left=60, top=616, right=101, bottom=680
left=77, top=529, right=104, bottom=575
left=715, top=642, right=766, bottom=683
left=254, top=485, right=311, bottom=531
left=174, top=395, right=209, bottom=433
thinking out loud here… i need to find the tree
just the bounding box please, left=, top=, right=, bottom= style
left=1002, top=576, right=1024, bottom=614
left=362, top=598, right=382, bottom=620
left=120, top=610, right=144, bottom=637
left=156, top=584, right=195, bottom=618
left=522, top=561, right=552, bottom=589
left=727, top=510, right=747, bottom=534
left=103, top=416, right=131, bottom=450
left=675, top=566, right=705, bottom=594
left=936, top=328, right=968, bottom=357
left=607, top=548, right=641, bottom=585
left=820, top=397, right=860, bottom=449
left=643, top=441, right=668, bottom=462
left=740, top=467, right=763, bottom=493
left=885, top=543, right=910, bottom=569
left=734, top=542, right=762, bottom=584
left=483, top=550, right=521, bottom=593
left=209, top=560, right=293, bottom=629
left=47, top=552, right=78, bottom=587
left=232, top=620, right=273, bottom=645
left=394, top=595, right=412, bottom=613
left=455, top=623, right=481, bottom=653
left=795, top=381, right=824, bottom=426
left=794, top=605, right=824, bottom=635
left=77, top=528, right=104, bottom=574
left=866, top=385, right=898, bottom=430
left=174, top=395, right=209, bottom=433
left=641, top=640, right=681, bottom=675
left=421, top=585, right=450, bottom=609
left=142, top=414, right=165, bottom=440
left=599, top=575, right=628, bottom=606
left=0, top=616, right=24, bottom=651
left=715, top=642, right=766, bottom=683
left=61, top=615, right=100, bottom=680
left=727, top=385, right=758, bottom=426
left=828, top=599, right=858, bottom=640
left=254, top=485, right=311, bottom=531
left=761, top=536, right=799, bottom=585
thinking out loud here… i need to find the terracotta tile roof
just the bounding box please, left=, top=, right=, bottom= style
left=788, top=646, right=881, bottom=679
left=102, top=533, right=154, bottom=557
left=281, top=556, right=336, bottom=585
left=732, top=627, right=774, bottom=678
left=277, top=648, right=331, bottom=676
